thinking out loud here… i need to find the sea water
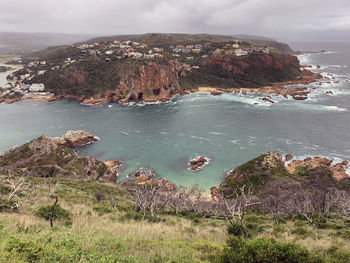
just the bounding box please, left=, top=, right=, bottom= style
left=1, top=43, right=350, bottom=189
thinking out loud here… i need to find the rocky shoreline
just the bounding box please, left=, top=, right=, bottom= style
left=0, top=68, right=322, bottom=106
left=1, top=131, right=349, bottom=196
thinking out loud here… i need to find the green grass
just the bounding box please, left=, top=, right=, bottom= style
left=1, top=175, right=350, bottom=262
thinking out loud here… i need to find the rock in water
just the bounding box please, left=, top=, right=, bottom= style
left=53, top=130, right=98, bottom=147
left=187, top=156, right=210, bottom=172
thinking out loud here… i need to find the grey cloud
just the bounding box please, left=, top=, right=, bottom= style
left=0, top=0, right=349, bottom=41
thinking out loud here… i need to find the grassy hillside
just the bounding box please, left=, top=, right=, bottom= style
left=1, top=175, right=350, bottom=262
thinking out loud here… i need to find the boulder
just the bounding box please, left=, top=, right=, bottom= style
left=285, top=154, right=293, bottom=162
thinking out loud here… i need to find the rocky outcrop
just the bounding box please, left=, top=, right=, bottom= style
left=187, top=156, right=210, bottom=172
left=104, top=160, right=122, bottom=169
left=225, top=152, right=283, bottom=181
left=121, top=167, right=176, bottom=191
left=212, top=152, right=350, bottom=198
left=286, top=157, right=332, bottom=174
left=0, top=135, right=116, bottom=182
left=286, top=156, right=349, bottom=181
left=285, top=154, right=293, bottom=162
left=52, top=130, right=98, bottom=147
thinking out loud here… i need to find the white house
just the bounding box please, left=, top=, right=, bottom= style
left=29, top=83, right=45, bottom=92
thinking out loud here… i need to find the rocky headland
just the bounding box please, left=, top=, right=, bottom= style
left=1, top=34, right=322, bottom=106
left=211, top=152, right=350, bottom=199
left=0, top=134, right=116, bottom=182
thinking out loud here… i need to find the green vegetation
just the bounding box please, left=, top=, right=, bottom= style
left=179, top=53, right=301, bottom=90
left=1, top=173, right=350, bottom=262
left=219, top=237, right=322, bottom=263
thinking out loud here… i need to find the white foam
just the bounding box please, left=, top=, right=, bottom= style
left=190, top=135, right=212, bottom=141
left=208, top=131, right=228, bottom=135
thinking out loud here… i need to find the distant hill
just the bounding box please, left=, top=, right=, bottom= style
left=0, top=32, right=95, bottom=54
left=85, top=33, right=236, bottom=46
left=233, top=34, right=276, bottom=41
left=85, top=33, right=293, bottom=53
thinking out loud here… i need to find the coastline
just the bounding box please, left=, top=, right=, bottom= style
left=0, top=69, right=322, bottom=106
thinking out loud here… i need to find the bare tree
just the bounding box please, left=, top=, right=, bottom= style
left=283, top=188, right=337, bottom=227
left=5, top=171, right=36, bottom=210
left=50, top=196, right=59, bottom=227
left=333, top=189, right=350, bottom=217
left=214, top=185, right=261, bottom=226
left=129, top=184, right=167, bottom=217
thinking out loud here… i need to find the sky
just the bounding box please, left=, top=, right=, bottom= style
left=1, top=0, right=350, bottom=41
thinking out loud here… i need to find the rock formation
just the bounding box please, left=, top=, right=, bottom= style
left=121, top=167, right=176, bottom=191
left=0, top=135, right=116, bottom=182
left=188, top=156, right=210, bottom=172
left=52, top=130, right=98, bottom=147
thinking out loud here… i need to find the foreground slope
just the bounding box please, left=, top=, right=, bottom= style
left=1, top=137, right=350, bottom=262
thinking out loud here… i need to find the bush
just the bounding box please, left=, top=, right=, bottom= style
left=93, top=206, right=113, bottom=216
left=35, top=204, right=70, bottom=221
left=227, top=223, right=251, bottom=238
left=4, top=236, right=43, bottom=262
left=118, top=211, right=164, bottom=223
left=219, top=237, right=323, bottom=263
left=0, top=198, right=17, bottom=212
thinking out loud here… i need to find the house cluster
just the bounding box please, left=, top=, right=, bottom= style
left=212, top=42, right=271, bottom=57
left=74, top=40, right=168, bottom=60
left=0, top=82, right=49, bottom=99
left=171, top=44, right=205, bottom=54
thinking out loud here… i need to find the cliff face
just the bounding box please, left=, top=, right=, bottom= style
left=30, top=53, right=302, bottom=103
left=106, top=60, right=183, bottom=103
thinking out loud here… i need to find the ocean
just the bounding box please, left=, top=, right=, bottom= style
left=1, top=42, right=350, bottom=189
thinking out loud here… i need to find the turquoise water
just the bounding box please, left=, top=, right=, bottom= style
left=1, top=48, right=350, bottom=189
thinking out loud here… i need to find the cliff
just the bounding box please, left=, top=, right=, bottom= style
left=180, top=53, right=302, bottom=90
left=27, top=52, right=302, bottom=103
left=0, top=135, right=116, bottom=182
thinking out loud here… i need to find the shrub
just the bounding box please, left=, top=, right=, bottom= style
left=291, top=227, right=310, bottom=237
left=0, top=199, right=17, bottom=212
left=93, top=206, right=113, bottom=216
left=4, top=236, right=43, bottom=263
left=35, top=204, right=70, bottom=221
left=118, top=211, right=164, bottom=223
left=227, top=223, right=251, bottom=238
left=219, top=237, right=323, bottom=263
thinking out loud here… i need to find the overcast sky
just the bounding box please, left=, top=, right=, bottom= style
left=1, top=0, right=350, bottom=41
